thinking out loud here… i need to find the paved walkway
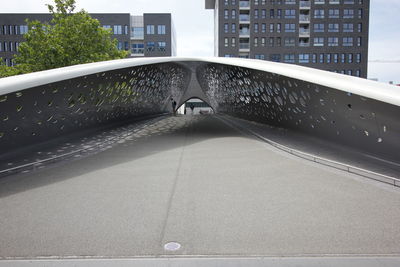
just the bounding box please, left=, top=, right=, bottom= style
left=1, top=115, right=400, bottom=259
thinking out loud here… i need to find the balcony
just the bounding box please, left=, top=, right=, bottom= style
left=239, top=1, right=250, bottom=9
left=299, top=15, right=310, bottom=23
left=239, top=29, right=250, bottom=37
left=299, top=1, right=311, bottom=9
left=299, top=41, right=310, bottom=47
left=239, top=15, right=250, bottom=23
left=299, top=29, right=310, bottom=37
left=239, top=42, right=250, bottom=51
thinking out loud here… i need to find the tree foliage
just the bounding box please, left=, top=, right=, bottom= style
left=0, top=0, right=128, bottom=77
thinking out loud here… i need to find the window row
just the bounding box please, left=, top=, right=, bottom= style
left=131, top=42, right=167, bottom=54
left=145, top=25, right=167, bottom=35
left=145, top=41, right=167, bottom=52
left=283, top=53, right=362, bottom=64
left=314, top=8, right=363, bottom=19
left=314, top=23, right=362, bottom=33
left=223, top=0, right=364, bottom=6
left=102, top=25, right=129, bottom=35
left=313, top=36, right=362, bottom=46
left=223, top=36, right=363, bottom=47
left=0, top=25, right=28, bottom=35
left=116, top=41, right=130, bottom=51
left=0, top=41, right=20, bottom=52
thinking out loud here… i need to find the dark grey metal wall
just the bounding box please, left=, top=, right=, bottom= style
left=0, top=63, right=190, bottom=155
left=0, top=60, right=399, bottom=165
left=197, top=63, right=400, bottom=162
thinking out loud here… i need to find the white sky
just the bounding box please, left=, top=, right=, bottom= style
left=1, top=0, right=399, bottom=83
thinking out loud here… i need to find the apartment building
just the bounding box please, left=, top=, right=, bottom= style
left=0, top=13, right=176, bottom=66
left=206, top=0, right=369, bottom=77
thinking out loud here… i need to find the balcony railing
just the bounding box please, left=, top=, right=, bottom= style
left=299, top=29, right=310, bottom=36
left=299, top=42, right=310, bottom=47
left=299, top=1, right=311, bottom=8
left=239, top=43, right=250, bottom=49
left=239, top=1, right=250, bottom=8
left=299, top=15, right=310, bottom=22
left=239, top=15, right=250, bottom=22
left=239, top=29, right=250, bottom=36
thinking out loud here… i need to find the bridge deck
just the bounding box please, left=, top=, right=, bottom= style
left=1, top=115, right=400, bottom=259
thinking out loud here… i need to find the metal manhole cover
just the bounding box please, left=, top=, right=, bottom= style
left=164, top=242, right=181, bottom=251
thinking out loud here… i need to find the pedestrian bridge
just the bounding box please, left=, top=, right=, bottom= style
left=0, top=57, right=400, bottom=266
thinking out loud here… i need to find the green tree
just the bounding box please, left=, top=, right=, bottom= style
left=0, top=0, right=128, bottom=77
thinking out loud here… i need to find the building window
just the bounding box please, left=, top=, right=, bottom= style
left=344, top=0, right=355, bottom=3
left=333, top=53, right=339, bottom=63
left=270, top=54, right=281, bottom=62
left=314, top=23, right=324, bottom=32
left=315, top=0, right=325, bottom=4
left=329, top=9, right=340, bottom=18
left=255, top=54, right=265, bottom=60
left=312, top=54, right=317, bottom=63
left=348, top=53, right=353, bottom=63
left=224, top=37, right=229, bottom=47
left=277, top=9, right=282, bottom=18
left=254, top=9, right=259, bottom=19
left=326, top=54, right=331, bottom=63
left=357, top=23, right=362, bottom=32
left=261, top=9, right=266, bottom=18
left=158, top=42, right=166, bottom=51
left=224, top=9, right=229, bottom=19
left=232, top=37, right=236, bottom=47
left=356, top=53, right=361, bottom=63
left=146, top=42, right=155, bottom=51
left=232, top=0, right=236, bottom=4
left=357, top=37, right=362, bottom=46
left=328, top=37, right=339, bottom=46
left=285, top=0, right=296, bottom=4
left=358, top=8, right=363, bottom=18
left=319, top=54, right=324, bottom=63
left=232, top=10, right=236, bottom=19
left=261, top=37, right=266, bottom=46
left=341, top=53, right=346, bottom=63
left=19, top=25, right=28, bottom=34
left=270, top=9, right=275, bottom=18
left=132, top=27, right=144, bottom=39
left=313, top=37, right=324, bottom=46
left=158, top=25, right=166, bottom=34
left=343, top=23, right=353, bottom=32
left=231, top=23, right=236, bottom=33
left=277, top=23, right=281, bottom=32
left=284, top=23, right=295, bottom=32
left=117, top=41, right=123, bottom=50
left=314, top=9, right=325, bottom=18
left=285, top=9, right=296, bottom=19
left=224, top=23, right=229, bottom=33
left=299, top=54, right=310, bottom=63
left=355, top=70, right=361, bottom=77
left=343, top=9, right=354, bottom=18
left=224, top=0, right=229, bottom=5
left=254, top=37, right=258, bottom=47
left=114, top=25, right=122, bottom=35
left=284, top=54, right=295, bottom=63
left=131, top=43, right=144, bottom=54
left=269, top=37, right=274, bottom=47
left=343, top=37, right=353, bottom=46
left=276, top=37, right=281, bottom=46
left=146, top=25, right=155, bottom=34
left=328, top=23, right=339, bottom=32
left=284, top=37, right=296, bottom=46
left=254, top=23, right=259, bottom=33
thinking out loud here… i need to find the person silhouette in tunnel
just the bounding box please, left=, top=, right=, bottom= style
left=171, top=98, right=177, bottom=115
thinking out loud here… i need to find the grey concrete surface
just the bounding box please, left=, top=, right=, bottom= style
left=1, top=115, right=400, bottom=260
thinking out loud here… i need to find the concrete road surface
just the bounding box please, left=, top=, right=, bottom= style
left=1, top=115, right=400, bottom=260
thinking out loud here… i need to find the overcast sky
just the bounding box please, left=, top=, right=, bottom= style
left=1, top=0, right=399, bottom=83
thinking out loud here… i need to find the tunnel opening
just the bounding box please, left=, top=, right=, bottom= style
left=177, top=97, right=214, bottom=115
